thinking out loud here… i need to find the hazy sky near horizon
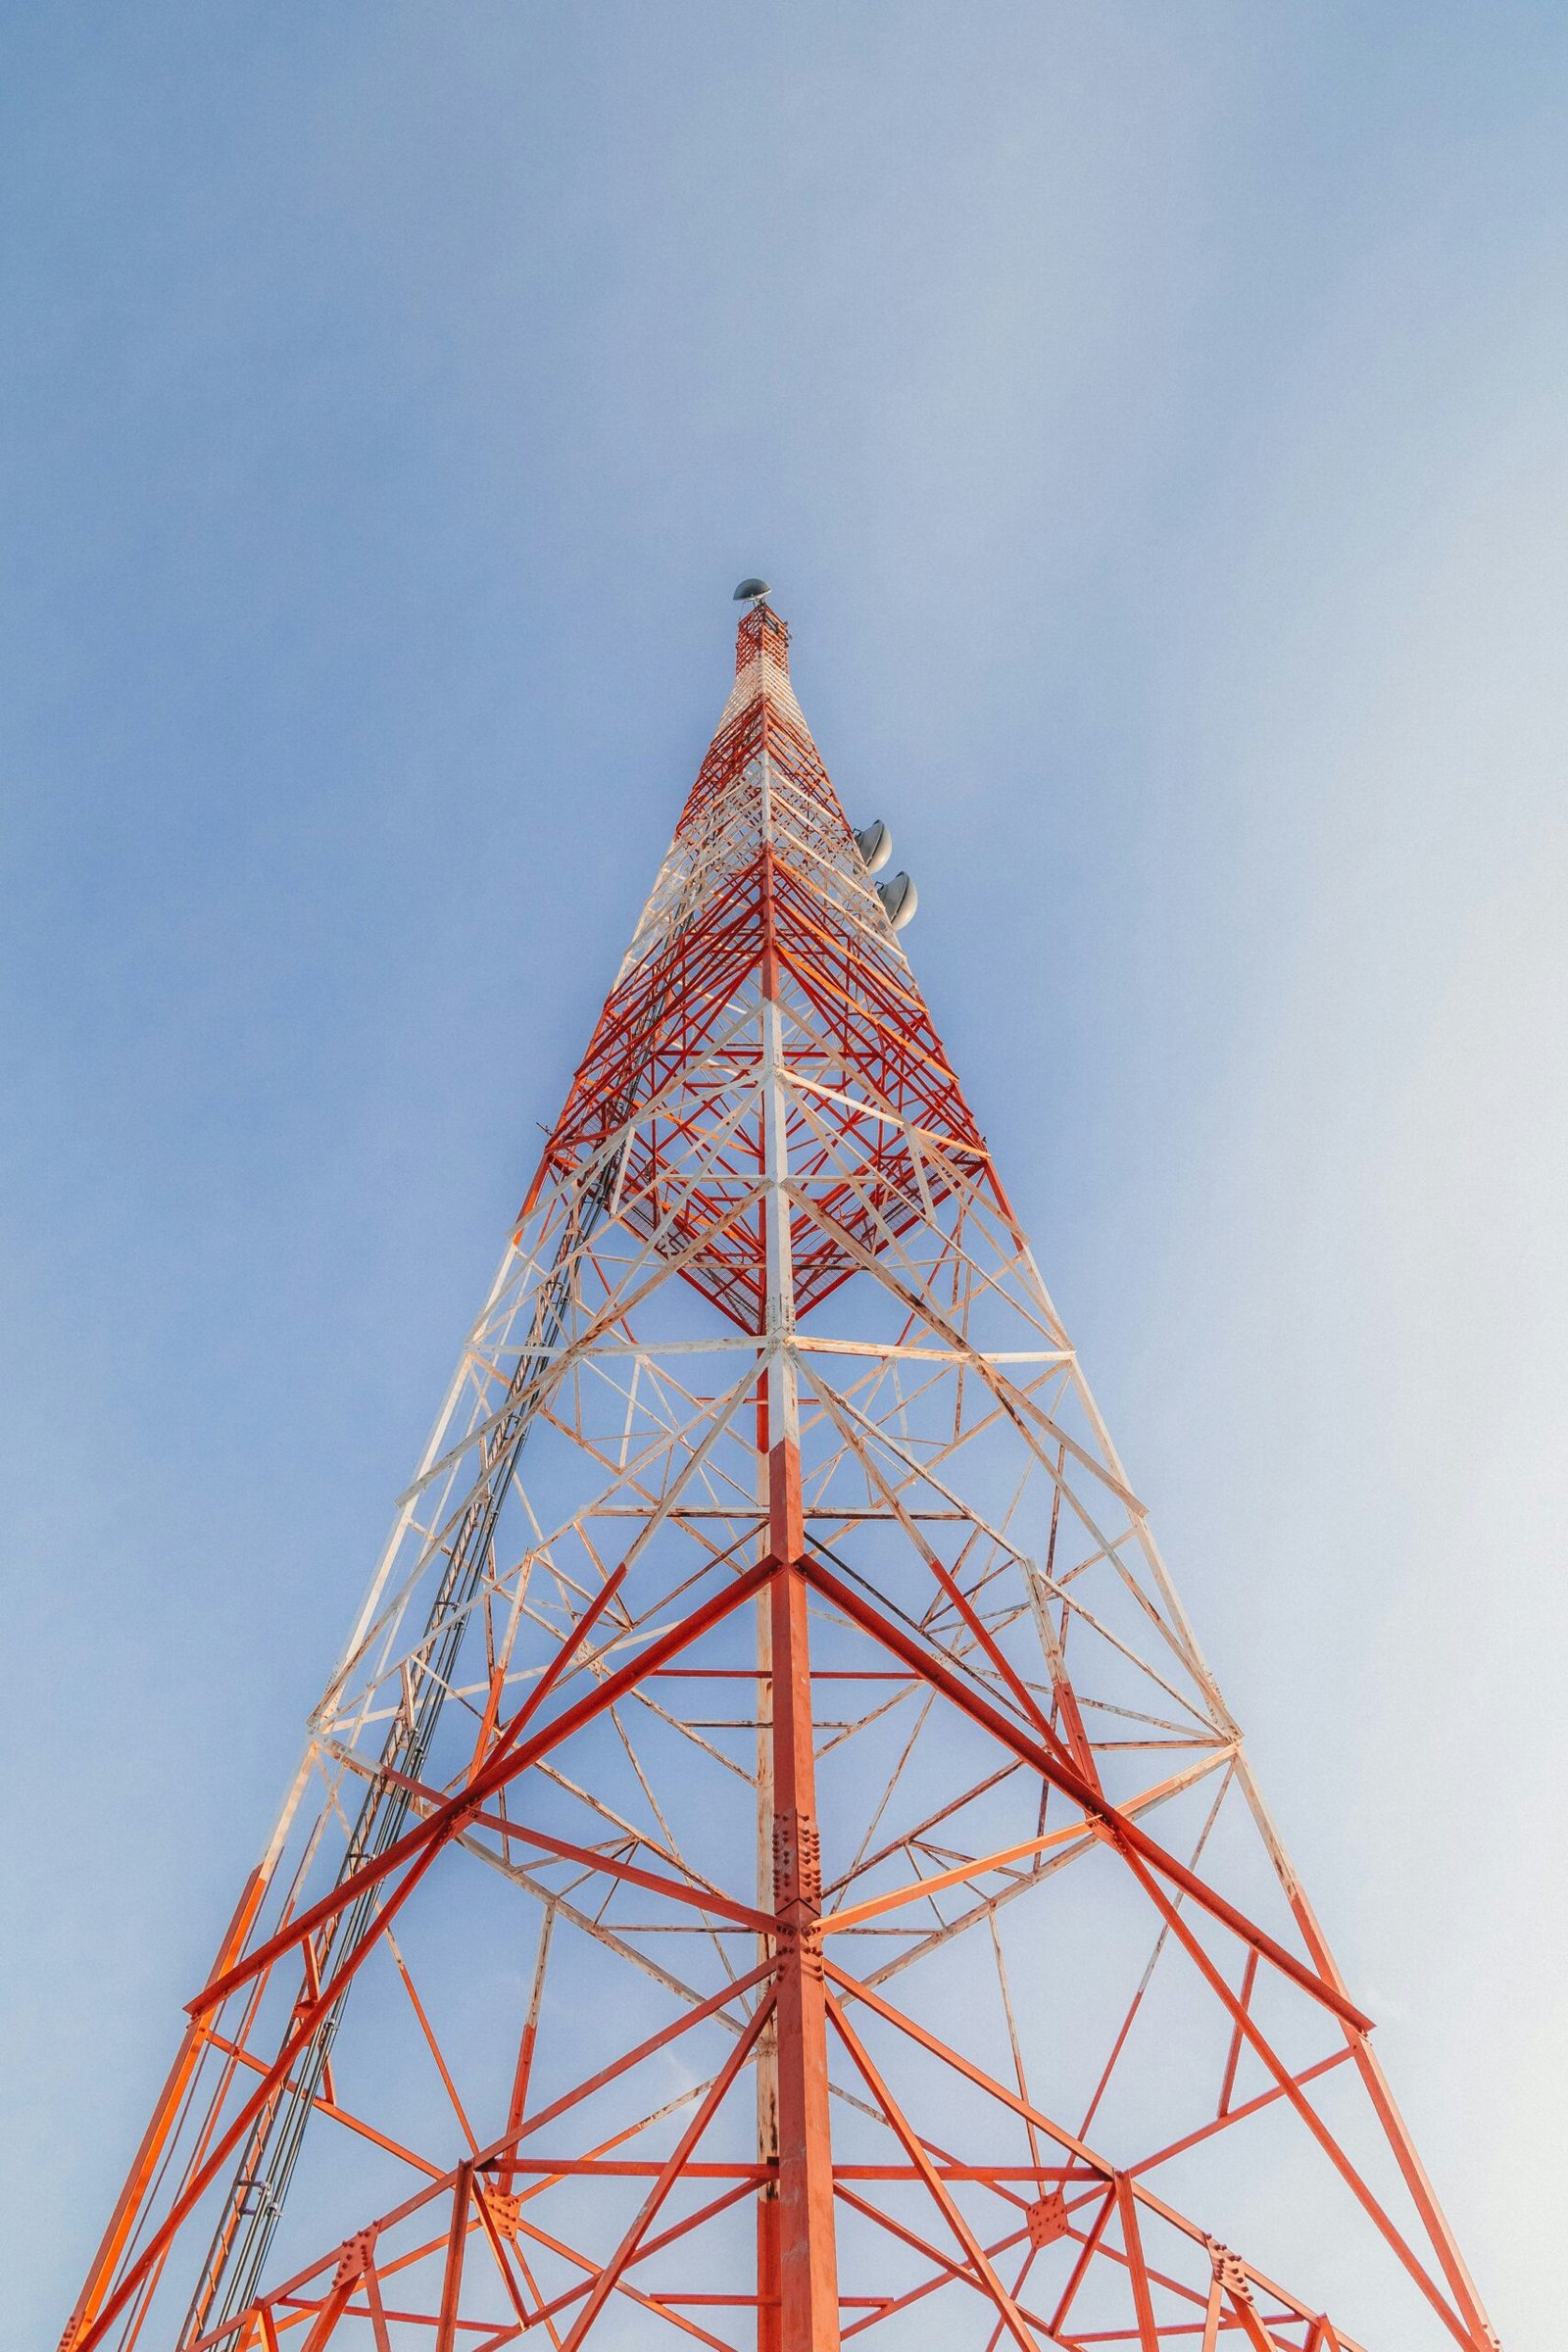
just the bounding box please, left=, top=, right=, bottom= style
left=2, top=5, right=1565, bottom=2344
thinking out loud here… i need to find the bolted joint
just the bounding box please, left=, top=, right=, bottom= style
left=772, top=1914, right=825, bottom=1982
left=1025, top=2191, right=1068, bottom=2249
left=330, top=2228, right=376, bottom=2288
left=481, top=2187, right=521, bottom=2239
left=1205, top=2237, right=1253, bottom=2304
left=772, top=1808, right=821, bottom=1912
left=772, top=1807, right=825, bottom=1979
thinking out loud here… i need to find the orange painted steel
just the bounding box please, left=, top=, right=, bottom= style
left=61, top=598, right=1500, bottom=2352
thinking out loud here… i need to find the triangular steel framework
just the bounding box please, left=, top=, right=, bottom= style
left=62, top=599, right=1501, bottom=2352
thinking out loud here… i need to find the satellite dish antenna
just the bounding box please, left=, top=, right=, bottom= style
left=854, top=820, right=893, bottom=875
left=877, top=872, right=918, bottom=931
left=733, top=577, right=771, bottom=602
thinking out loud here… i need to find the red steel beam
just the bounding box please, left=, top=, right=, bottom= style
left=769, top=1535, right=841, bottom=2350
left=802, top=1554, right=1372, bottom=2034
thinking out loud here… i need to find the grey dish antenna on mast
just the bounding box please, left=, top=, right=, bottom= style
left=854, top=820, right=892, bottom=875
left=733, top=577, right=771, bottom=602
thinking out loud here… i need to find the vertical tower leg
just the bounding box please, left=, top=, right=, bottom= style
left=756, top=2177, right=781, bottom=2352
left=759, top=832, right=838, bottom=2350
left=769, top=1498, right=838, bottom=2352
left=756, top=1572, right=781, bottom=2352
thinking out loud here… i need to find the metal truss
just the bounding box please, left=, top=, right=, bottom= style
left=60, top=599, right=1501, bottom=2352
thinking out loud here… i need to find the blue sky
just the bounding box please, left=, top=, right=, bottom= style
left=3, top=5, right=1565, bottom=2343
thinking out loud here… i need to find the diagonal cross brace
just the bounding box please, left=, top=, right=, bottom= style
left=801, top=1554, right=1372, bottom=2035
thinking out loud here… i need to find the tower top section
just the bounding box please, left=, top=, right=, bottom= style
left=736, top=594, right=790, bottom=674
left=717, top=593, right=799, bottom=735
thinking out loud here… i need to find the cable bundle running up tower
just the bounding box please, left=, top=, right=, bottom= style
left=62, top=593, right=1499, bottom=2352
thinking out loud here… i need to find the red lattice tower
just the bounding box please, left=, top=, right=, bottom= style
left=62, top=596, right=1500, bottom=2352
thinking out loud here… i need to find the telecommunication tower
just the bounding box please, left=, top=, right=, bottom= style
left=62, top=592, right=1499, bottom=2352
